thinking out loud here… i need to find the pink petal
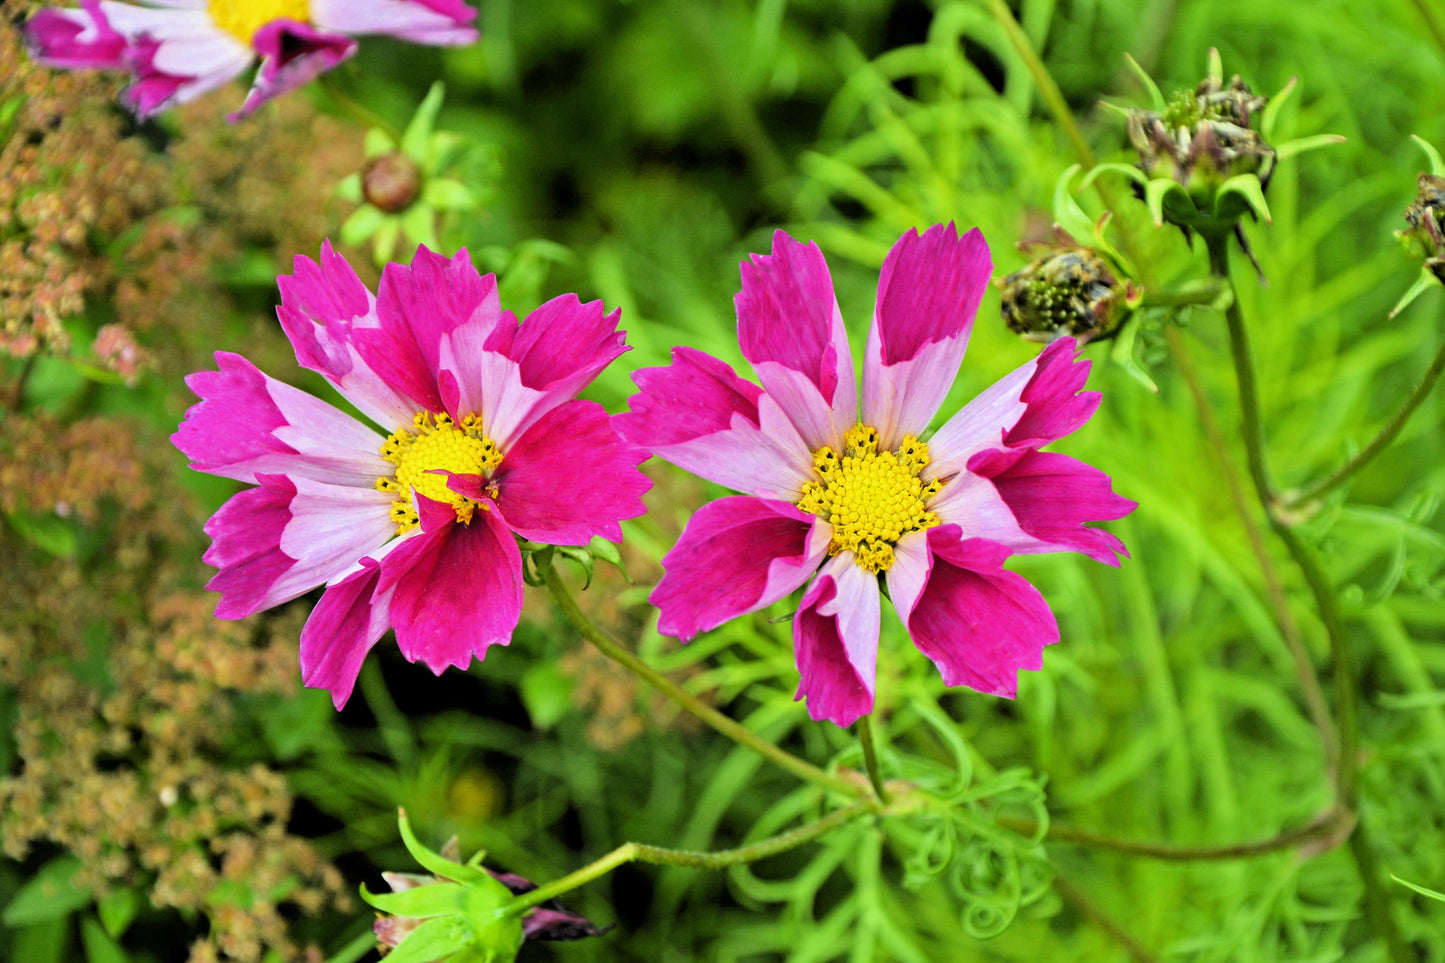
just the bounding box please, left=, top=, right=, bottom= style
left=277, top=241, right=417, bottom=429
left=967, top=448, right=1135, bottom=565
left=925, top=338, right=1095, bottom=478
left=173, top=351, right=388, bottom=487
left=310, top=0, right=478, bottom=44
left=616, top=348, right=813, bottom=499
left=735, top=231, right=856, bottom=450
left=793, top=556, right=880, bottom=727
left=355, top=247, right=495, bottom=415
left=119, top=20, right=253, bottom=117
left=861, top=224, right=992, bottom=447
left=379, top=497, right=523, bottom=674
left=902, top=526, right=1059, bottom=697
left=299, top=560, right=394, bottom=709
left=650, top=497, right=830, bottom=641
left=235, top=21, right=356, bottom=118
left=24, top=1, right=127, bottom=68
left=464, top=295, right=628, bottom=445
left=202, top=474, right=296, bottom=620
left=489, top=400, right=650, bottom=546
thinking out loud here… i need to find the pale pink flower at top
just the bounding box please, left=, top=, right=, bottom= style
left=615, top=224, right=1136, bottom=728
left=23, top=0, right=478, bottom=119
left=172, top=242, right=650, bottom=707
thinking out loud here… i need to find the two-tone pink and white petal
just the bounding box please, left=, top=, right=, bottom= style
left=925, top=337, right=1097, bottom=480
left=24, top=0, right=128, bottom=68
left=793, top=555, right=882, bottom=727
left=861, top=223, right=992, bottom=448
left=488, top=399, right=649, bottom=545
left=277, top=242, right=418, bottom=429
left=99, top=2, right=254, bottom=115
left=650, top=497, right=831, bottom=642
left=311, top=0, right=478, bottom=45
left=173, top=351, right=388, bottom=487
left=615, top=347, right=814, bottom=499
left=236, top=21, right=356, bottom=117
left=377, top=497, right=524, bottom=675
left=899, top=527, right=1059, bottom=697
left=736, top=231, right=857, bottom=451
left=299, top=556, right=397, bottom=709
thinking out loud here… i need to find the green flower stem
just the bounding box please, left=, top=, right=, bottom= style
left=506, top=799, right=876, bottom=914
left=986, top=0, right=1095, bottom=169
left=1053, top=874, right=1160, bottom=963
left=1411, top=0, right=1445, bottom=57
left=1140, top=283, right=1230, bottom=309
left=1001, top=806, right=1348, bottom=862
left=1285, top=333, right=1445, bottom=509
left=537, top=554, right=864, bottom=798
left=1165, top=328, right=1338, bottom=777
left=316, top=74, right=402, bottom=142
left=1206, top=232, right=1410, bottom=963
left=856, top=715, right=891, bottom=804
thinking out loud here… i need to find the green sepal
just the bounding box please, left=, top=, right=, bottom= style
left=1412, top=134, right=1445, bottom=177
left=400, top=203, right=439, bottom=251
left=373, top=218, right=401, bottom=266
left=1108, top=316, right=1159, bottom=394
left=424, top=178, right=477, bottom=212
left=361, top=881, right=468, bottom=918
left=554, top=545, right=595, bottom=589
left=334, top=172, right=363, bottom=203
left=1215, top=173, right=1271, bottom=224
left=402, top=82, right=446, bottom=160
left=587, top=535, right=631, bottom=584
left=1051, top=165, right=1097, bottom=245
left=1388, top=267, right=1440, bottom=318
left=1121, top=53, right=1164, bottom=110
left=397, top=808, right=487, bottom=883
left=364, top=126, right=396, bottom=159
left=1259, top=76, right=1297, bottom=140
left=1143, top=177, right=1189, bottom=227
left=1274, top=134, right=1346, bottom=161
left=380, top=916, right=475, bottom=963
left=1206, top=46, right=1223, bottom=85
left=1078, top=162, right=1148, bottom=191
left=339, top=204, right=385, bottom=247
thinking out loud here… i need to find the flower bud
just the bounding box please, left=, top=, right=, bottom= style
left=1001, top=248, right=1139, bottom=343
left=362, top=151, right=423, bottom=213
left=1399, top=172, right=1445, bottom=281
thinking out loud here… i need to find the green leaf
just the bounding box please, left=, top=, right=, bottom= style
left=81, top=917, right=130, bottom=963
left=1216, top=173, right=1272, bottom=223
left=1260, top=76, right=1298, bottom=140
left=1050, top=165, right=1096, bottom=244
left=96, top=888, right=141, bottom=940
left=554, top=545, right=595, bottom=589
left=520, top=662, right=575, bottom=731
left=400, top=203, right=439, bottom=252
left=1391, top=873, right=1445, bottom=901
left=1274, top=134, right=1346, bottom=161
left=334, top=172, right=363, bottom=203
left=396, top=809, right=486, bottom=883
left=364, top=126, right=395, bottom=158
left=402, top=82, right=447, bottom=160
left=3, top=856, right=91, bottom=926
left=382, top=916, right=475, bottom=963
left=1078, top=162, right=1148, bottom=191
left=423, top=178, right=477, bottom=213
left=1109, top=316, right=1159, bottom=393
left=1121, top=53, right=1164, bottom=110
left=1388, top=268, right=1439, bottom=319
left=11, top=916, right=69, bottom=963
left=1144, top=178, right=1187, bottom=227
left=373, top=218, right=401, bottom=266
left=339, top=205, right=385, bottom=247
left=1412, top=134, right=1445, bottom=177
left=3, top=511, right=80, bottom=558
left=360, top=881, right=465, bottom=918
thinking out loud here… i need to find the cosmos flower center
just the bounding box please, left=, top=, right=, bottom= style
left=796, top=424, right=944, bottom=574
left=208, top=0, right=311, bottom=44
left=375, top=412, right=503, bottom=535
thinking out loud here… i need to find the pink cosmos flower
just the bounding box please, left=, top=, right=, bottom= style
left=24, top=0, right=478, bottom=118
left=172, top=242, right=649, bottom=707
left=615, top=224, right=1136, bottom=727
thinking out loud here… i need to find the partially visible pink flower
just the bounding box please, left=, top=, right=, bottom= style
left=24, top=0, right=478, bottom=119
left=616, top=224, right=1135, bottom=727
left=172, top=242, right=650, bottom=708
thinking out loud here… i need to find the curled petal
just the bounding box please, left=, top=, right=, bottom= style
left=378, top=497, right=523, bottom=675
left=926, top=337, right=1097, bottom=479
left=793, top=556, right=880, bottom=727
left=967, top=448, right=1134, bottom=565
left=299, top=559, right=395, bottom=709
left=650, top=497, right=829, bottom=642
left=901, top=527, right=1059, bottom=697
left=736, top=231, right=856, bottom=449
left=236, top=21, right=356, bottom=118
left=862, top=224, right=992, bottom=447
left=490, top=400, right=650, bottom=545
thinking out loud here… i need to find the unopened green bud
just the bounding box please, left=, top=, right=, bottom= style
left=1399, top=173, right=1445, bottom=281
left=1001, top=248, right=1140, bottom=344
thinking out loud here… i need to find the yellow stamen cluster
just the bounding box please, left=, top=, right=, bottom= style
left=208, top=0, right=311, bottom=44
left=796, top=424, right=945, bottom=574
left=375, top=412, right=503, bottom=535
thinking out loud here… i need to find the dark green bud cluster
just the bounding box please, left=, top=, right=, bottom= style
left=1399, top=173, right=1445, bottom=282
left=1001, top=248, right=1138, bottom=343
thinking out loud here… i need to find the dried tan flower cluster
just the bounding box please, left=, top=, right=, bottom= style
left=0, top=413, right=350, bottom=963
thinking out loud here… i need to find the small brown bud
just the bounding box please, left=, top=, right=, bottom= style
left=361, top=152, right=423, bottom=213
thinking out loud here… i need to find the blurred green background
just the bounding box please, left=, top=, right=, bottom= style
left=3, top=0, right=1444, bottom=960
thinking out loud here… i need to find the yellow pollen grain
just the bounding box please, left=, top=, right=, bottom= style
left=796, top=423, right=945, bottom=574
left=375, top=412, right=503, bottom=535
left=208, top=0, right=311, bottom=44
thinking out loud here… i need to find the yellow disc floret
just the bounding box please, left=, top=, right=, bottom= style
left=375, top=412, right=504, bottom=535
left=796, top=424, right=945, bottom=574
left=208, top=0, right=311, bottom=44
